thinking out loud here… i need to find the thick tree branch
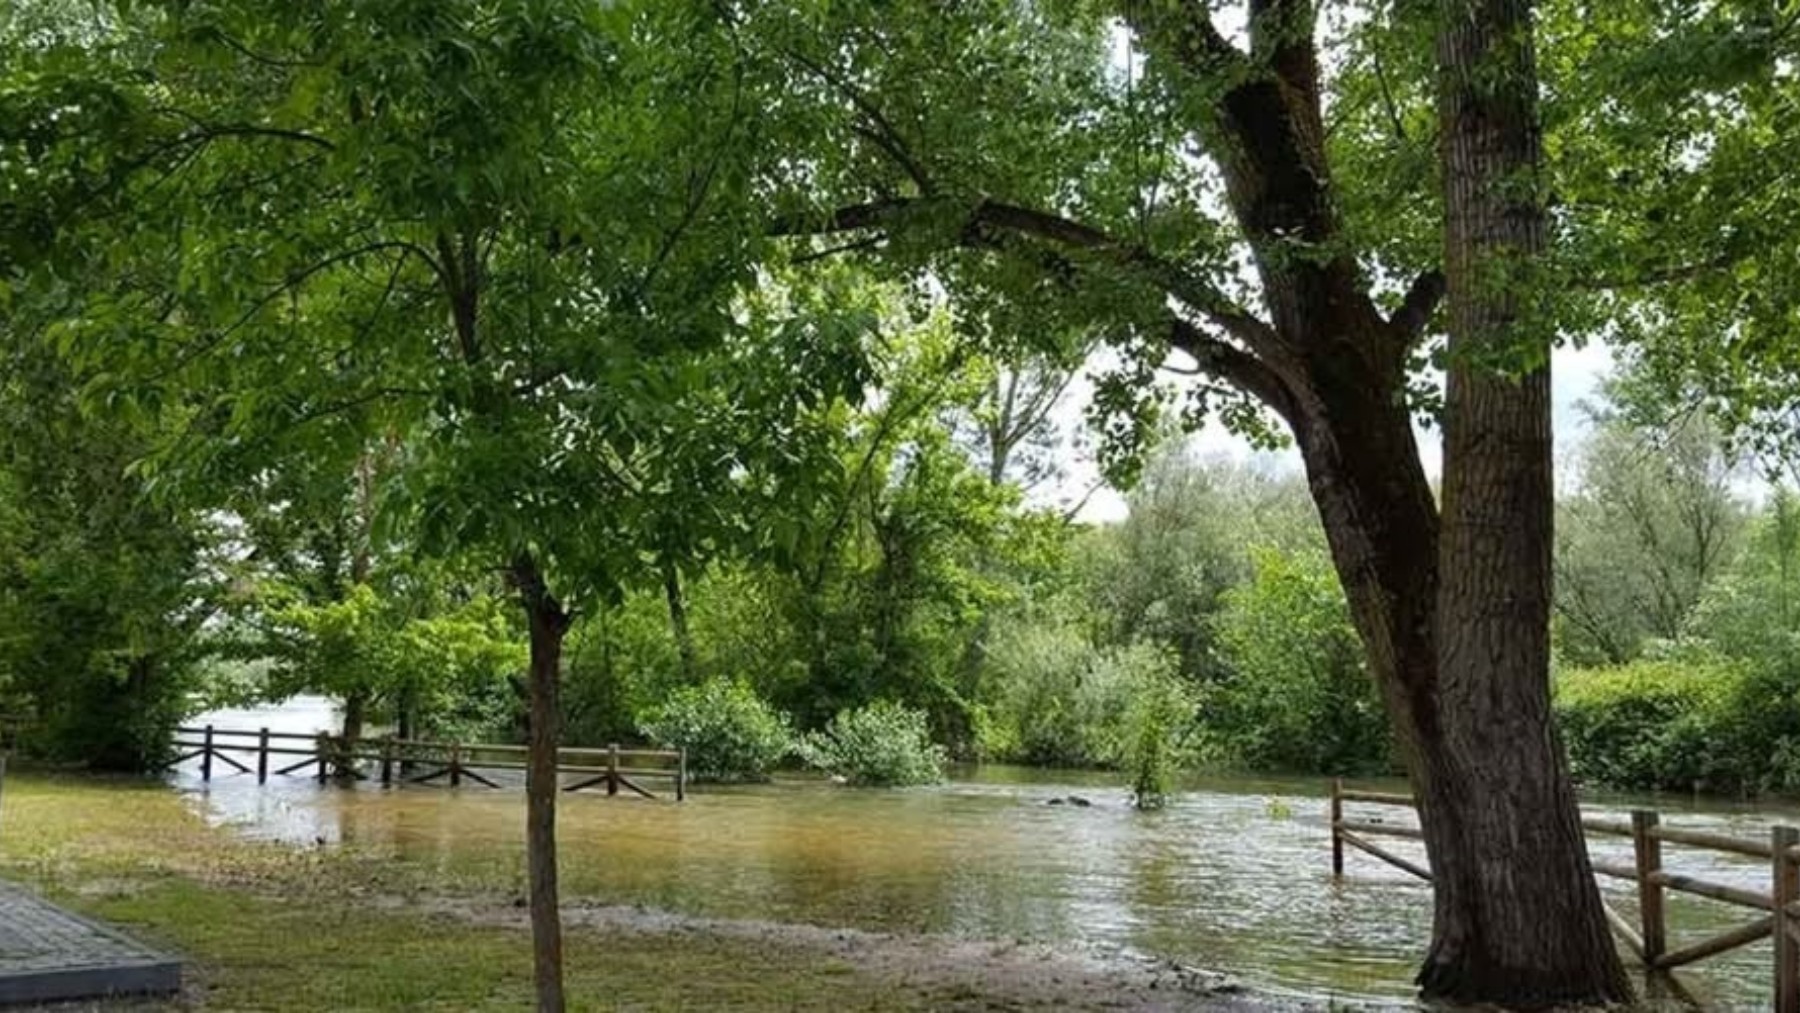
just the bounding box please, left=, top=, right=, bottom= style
left=1119, top=0, right=1247, bottom=79
left=1390, top=268, right=1447, bottom=343
left=1167, top=317, right=1300, bottom=428
left=1249, top=0, right=1321, bottom=106
left=773, top=195, right=1281, bottom=356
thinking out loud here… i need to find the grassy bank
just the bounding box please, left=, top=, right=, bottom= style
left=0, top=774, right=1252, bottom=1011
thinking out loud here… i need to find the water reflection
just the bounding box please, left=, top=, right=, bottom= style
left=172, top=703, right=1800, bottom=1007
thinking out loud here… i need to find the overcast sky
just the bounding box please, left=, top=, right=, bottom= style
left=1051, top=339, right=1617, bottom=524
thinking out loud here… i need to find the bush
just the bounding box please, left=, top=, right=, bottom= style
left=979, top=620, right=1189, bottom=770
left=638, top=677, right=794, bottom=782
left=1208, top=547, right=1391, bottom=775
left=799, top=700, right=946, bottom=786
left=1554, top=658, right=1800, bottom=794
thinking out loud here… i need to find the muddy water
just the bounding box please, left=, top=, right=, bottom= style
left=176, top=698, right=1795, bottom=1008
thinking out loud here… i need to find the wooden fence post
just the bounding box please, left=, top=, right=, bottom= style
left=1632, top=810, right=1665, bottom=965
left=450, top=743, right=462, bottom=787
left=608, top=743, right=619, bottom=797
left=1775, top=824, right=1798, bottom=1013
left=380, top=736, right=394, bottom=786
left=256, top=727, right=270, bottom=785
left=677, top=748, right=687, bottom=803
left=201, top=724, right=215, bottom=782
left=1330, top=778, right=1343, bottom=878
left=315, top=733, right=328, bottom=782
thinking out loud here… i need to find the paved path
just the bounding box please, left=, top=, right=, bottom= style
left=0, top=881, right=180, bottom=1005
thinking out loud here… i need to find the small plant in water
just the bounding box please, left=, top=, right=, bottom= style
left=1124, top=669, right=1190, bottom=810
left=1264, top=796, right=1293, bottom=820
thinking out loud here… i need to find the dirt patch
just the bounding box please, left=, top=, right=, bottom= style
left=419, top=896, right=1328, bottom=1011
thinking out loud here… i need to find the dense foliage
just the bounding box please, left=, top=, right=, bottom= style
left=1557, top=661, right=1800, bottom=796
left=1556, top=484, right=1800, bottom=794
left=7, top=0, right=1798, bottom=1003
left=1210, top=549, right=1390, bottom=776
left=796, top=700, right=946, bottom=787
left=638, top=678, right=793, bottom=783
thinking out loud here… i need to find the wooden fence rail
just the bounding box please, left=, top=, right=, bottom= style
left=167, top=725, right=686, bottom=801
left=1329, top=779, right=1800, bottom=1011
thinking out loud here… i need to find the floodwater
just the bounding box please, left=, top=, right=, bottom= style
left=174, top=697, right=1796, bottom=1008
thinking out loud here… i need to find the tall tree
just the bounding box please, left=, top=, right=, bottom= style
left=750, top=0, right=1629, bottom=999
left=4, top=4, right=870, bottom=1009
left=1556, top=397, right=1743, bottom=664
left=1427, top=0, right=1626, bottom=998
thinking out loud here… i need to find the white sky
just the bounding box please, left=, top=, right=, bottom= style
left=1055, top=339, right=1617, bottom=523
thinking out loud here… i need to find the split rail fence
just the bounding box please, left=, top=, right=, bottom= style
left=1330, top=780, right=1800, bottom=1011
left=168, top=725, right=686, bottom=800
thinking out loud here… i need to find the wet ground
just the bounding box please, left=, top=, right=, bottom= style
left=171, top=697, right=1800, bottom=1008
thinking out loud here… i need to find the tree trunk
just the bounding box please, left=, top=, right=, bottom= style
left=337, top=691, right=367, bottom=778
left=661, top=558, right=697, bottom=682
left=1414, top=0, right=1629, bottom=1001
left=512, top=555, right=571, bottom=1013
left=396, top=687, right=416, bottom=742
left=1293, top=358, right=1626, bottom=1003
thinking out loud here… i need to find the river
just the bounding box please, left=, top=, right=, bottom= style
left=172, top=696, right=1791, bottom=1008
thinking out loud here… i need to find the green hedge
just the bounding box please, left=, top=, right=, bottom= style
left=1555, top=659, right=1800, bottom=795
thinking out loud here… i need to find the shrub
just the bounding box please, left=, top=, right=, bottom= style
left=1553, top=658, right=1800, bottom=794
left=638, top=677, right=793, bottom=782
left=799, top=700, right=946, bottom=786
left=979, top=620, right=1190, bottom=770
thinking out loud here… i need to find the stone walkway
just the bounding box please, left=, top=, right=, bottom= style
left=0, top=881, right=180, bottom=1005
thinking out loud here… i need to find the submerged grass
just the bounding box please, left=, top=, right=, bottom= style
left=0, top=774, right=943, bottom=1011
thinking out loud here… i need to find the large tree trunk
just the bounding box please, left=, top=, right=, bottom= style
left=1411, top=0, right=1629, bottom=1001
left=1294, top=356, right=1626, bottom=1004
left=512, top=555, right=571, bottom=1013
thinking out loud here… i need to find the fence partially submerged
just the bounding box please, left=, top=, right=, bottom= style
left=168, top=725, right=687, bottom=801
left=1329, top=780, right=1800, bottom=1011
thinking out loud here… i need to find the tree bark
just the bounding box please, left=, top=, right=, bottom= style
left=661, top=558, right=697, bottom=682
left=336, top=690, right=367, bottom=778
left=512, top=554, right=571, bottom=1013
left=1417, top=0, right=1630, bottom=1001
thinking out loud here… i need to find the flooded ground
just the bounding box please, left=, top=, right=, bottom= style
left=169, top=697, right=1797, bottom=1008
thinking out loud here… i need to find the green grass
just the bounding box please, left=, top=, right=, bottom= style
left=89, top=881, right=908, bottom=1011
left=0, top=774, right=931, bottom=1011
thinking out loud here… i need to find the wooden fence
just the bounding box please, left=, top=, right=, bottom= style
left=168, top=725, right=687, bottom=801
left=1330, top=780, right=1800, bottom=1011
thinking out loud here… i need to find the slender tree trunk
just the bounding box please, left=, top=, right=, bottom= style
left=1402, top=0, right=1629, bottom=1002
left=661, top=558, right=697, bottom=682
left=396, top=688, right=416, bottom=741
left=512, top=555, right=570, bottom=1013
left=337, top=691, right=367, bottom=778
